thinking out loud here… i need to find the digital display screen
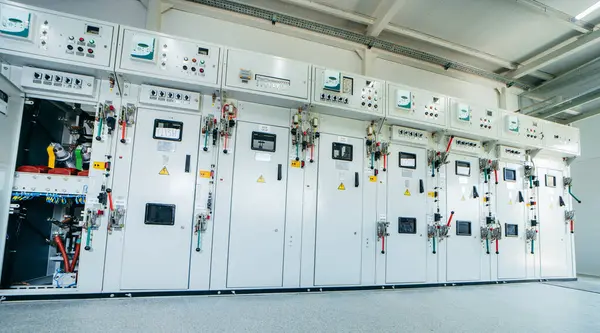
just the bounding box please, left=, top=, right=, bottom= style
left=198, top=47, right=209, bottom=55
left=456, top=161, right=471, bottom=176
left=505, top=223, right=518, bottom=237
left=332, top=142, right=353, bottom=161
left=153, top=119, right=183, bottom=142
left=398, top=217, right=417, bottom=234
left=486, top=110, right=493, bottom=116
left=86, top=25, right=100, bottom=35
left=456, top=221, right=471, bottom=236
left=545, top=175, right=556, bottom=187
left=504, top=168, right=516, bottom=182
left=251, top=131, right=276, bottom=152
left=399, top=152, right=417, bottom=169
left=145, top=204, right=175, bottom=226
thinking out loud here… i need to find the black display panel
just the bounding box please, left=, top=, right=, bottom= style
left=197, top=47, right=209, bottom=55
left=332, top=142, right=353, bottom=161
left=144, top=204, right=176, bottom=226
left=505, top=223, right=518, bottom=237
left=504, top=168, right=516, bottom=182
left=398, top=217, right=417, bottom=234
left=455, top=161, right=471, bottom=176
left=86, top=25, right=100, bottom=35
left=399, top=152, right=417, bottom=169
left=251, top=131, right=276, bottom=152
left=153, top=119, right=183, bottom=142
left=456, top=221, right=472, bottom=236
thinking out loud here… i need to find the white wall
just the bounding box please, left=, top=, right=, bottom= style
left=13, top=0, right=147, bottom=28
left=571, top=116, right=600, bottom=276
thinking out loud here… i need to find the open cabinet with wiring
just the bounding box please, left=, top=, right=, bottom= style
left=2, top=98, right=98, bottom=289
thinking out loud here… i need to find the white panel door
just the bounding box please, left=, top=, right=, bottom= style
left=497, top=162, right=527, bottom=279
left=121, top=108, right=201, bottom=290
left=386, top=144, right=428, bottom=283
left=0, top=76, right=24, bottom=280
left=539, top=168, right=569, bottom=278
left=446, top=155, right=482, bottom=282
left=227, top=121, right=289, bottom=288
left=314, top=133, right=364, bottom=286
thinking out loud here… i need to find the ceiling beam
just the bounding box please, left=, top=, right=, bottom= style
left=506, top=0, right=595, bottom=33
left=279, top=0, right=550, bottom=80
left=560, top=108, right=600, bottom=124
left=146, top=0, right=162, bottom=31
left=507, top=29, right=600, bottom=79
left=366, top=0, right=407, bottom=37
left=530, top=87, right=600, bottom=118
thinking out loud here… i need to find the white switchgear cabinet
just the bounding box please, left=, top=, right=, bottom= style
left=223, top=49, right=310, bottom=108
left=386, top=83, right=448, bottom=131
left=0, top=0, right=117, bottom=73
left=498, top=110, right=544, bottom=149
left=542, top=120, right=580, bottom=156
left=116, top=27, right=222, bottom=91
left=448, top=98, right=500, bottom=141
left=312, top=67, right=385, bottom=120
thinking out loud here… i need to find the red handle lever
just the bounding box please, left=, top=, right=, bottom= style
left=447, top=211, right=455, bottom=227
left=494, top=169, right=498, bottom=184
left=445, top=136, right=455, bottom=153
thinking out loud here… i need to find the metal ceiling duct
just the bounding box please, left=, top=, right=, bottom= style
left=187, top=0, right=532, bottom=90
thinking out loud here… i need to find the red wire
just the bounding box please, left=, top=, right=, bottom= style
left=54, top=235, right=71, bottom=273
left=69, top=240, right=81, bottom=272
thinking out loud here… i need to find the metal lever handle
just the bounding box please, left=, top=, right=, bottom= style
left=185, top=155, right=191, bottom=173
left=419, top=179, right=424, bottom=193
left=277, top=164, right=282, bottom=181
left=355, top=172, right=359, bottom=187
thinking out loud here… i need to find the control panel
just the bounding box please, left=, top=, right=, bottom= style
left=390, top=125, right=431, bottom=145
left=312, top=67, right=385, bottom=117
left=139, top=84, right=201, bottom=111
left=542, top=120, right=580, bottom=156
left=20, top=66, right=96, bottom=97
left=448, top=99, right=499, bottom=140
left=496, top=145, right=526, bottom=162
left=387, top=83, right=447, bottom=130
left=224, top=49, right=309, bottom=100
left=118, top=28, right=221, bottom=87
left=498, top=110, right=544, bottom=148
left=448, top=136, right=483, bottom=155
left=0, top=2, right=116, bottom=68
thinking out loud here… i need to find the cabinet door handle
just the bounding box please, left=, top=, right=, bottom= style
left=277, top=164, right=282, bottom=181
left=355, top=172, right=359, bottom=187
left=419, top=179, right=424, bottom=193
left=185, top=155, right=191, bottom=173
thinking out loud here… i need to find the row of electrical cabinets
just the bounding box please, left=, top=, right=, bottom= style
left=0, top=1, right=580, bottom=158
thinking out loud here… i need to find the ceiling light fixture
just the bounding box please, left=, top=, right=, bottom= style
left=575, top=1, right=600, bottom=20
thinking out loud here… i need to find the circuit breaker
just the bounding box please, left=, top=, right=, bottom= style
left=223, top=48, right=310, bottom=107
left=386, top=83, right=447, bottom=131
left=385, top=127, right=429, bottom=283
left=226, top=122, right=289, bottom=288
left=117, top=27, right=221, bottom=90
left=445, top=137, right=483, bottom=282
left=314, top=133, right=364, bottom=286
left=312, top=67, right=385, bottom=120
left=538, top=168, right=570, bottom=278
left=0, top=2, right=117, bottom=69
left=448, top=99, right=499, bottom=140
left=119, top=107, right=201, bottom=290
left=496, top=146, right=527, bottom=279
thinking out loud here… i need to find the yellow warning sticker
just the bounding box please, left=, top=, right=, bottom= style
left=199, top=170, right=211, bottom=178
left=404, top=189, right=411, bottom=196
left=93, top=161, right=106, bottom=170
left=369, top=176, right=377, bottom=182
left=291, top=160, right=301, bottom=168
left=509, top=200, right=513, bottom=205
left=257, top=175, right=266, bottom=183
left=427, top=192, right=435, bottom=198
left=338, top=183, right=346, bottom=191
left=159, top=166, right=169, bottom=176
left=461, top=195, right=466, bottom=201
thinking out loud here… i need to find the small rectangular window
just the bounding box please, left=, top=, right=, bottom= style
left=251, top=131, right=276, bottom=152
left=399, top=152, right=417, bottom=169
left=455, top=161, right=471, bottom=176
left=456, top=221, right=471, bottom=236
left=153, top=119, right=183, bottom=142
left=197, top=47, right=209, bottom=55
left=545, top=175, right=556, bottom=187
left=504, top=168, right=516, bottom=182
left=398, top=217, right=417, bottom=234
left=85, top=25, right=100, bottom=35
left=505, top=223, right=518, bottom=237
left=145, top=204, right=176, bottom=226
left=332, top=142, right=353, bottom=161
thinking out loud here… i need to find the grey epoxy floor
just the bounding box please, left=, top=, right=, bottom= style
left=1, top=282, right=599, bottom=333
